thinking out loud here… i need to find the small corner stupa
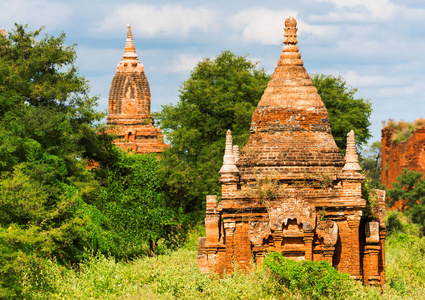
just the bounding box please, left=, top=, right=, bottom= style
left=106, top=25, right=168, bottom=154
left=198, top=16, right=386, bottom=287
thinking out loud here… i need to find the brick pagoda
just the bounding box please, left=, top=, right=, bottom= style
left=198, top=17, right=386, bottom=286
left=106, top=25, right=167, bottom=154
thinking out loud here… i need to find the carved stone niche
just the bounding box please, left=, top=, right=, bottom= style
left=248, top=221, right=271, bottom=245
left=365, top=221, right=380, bottom=244
left=269, top=196, right=316, bottom=232
left=317, top=220, right=339, bottom=247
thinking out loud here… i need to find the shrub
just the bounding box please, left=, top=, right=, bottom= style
left=264, top=252, right=359, bottom=299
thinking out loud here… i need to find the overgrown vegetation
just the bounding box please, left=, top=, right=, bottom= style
left=0, top=25, right=181, bottom=297
left=4, top=215, right=425, bottom=299
left=263, top=252, right=367, bottom=299
left=383, top=118, right=425, bottom=143
left=387, top=169, right=425, bottom=234
left=155, top=51, right=271, bottom=216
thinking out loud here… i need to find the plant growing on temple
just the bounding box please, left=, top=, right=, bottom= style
left=361, top=176, right=380, bottom=220
left=387, top=169, right=425, bottom=234
left=155, top=51, right=270, bottom=215
left=311, top=74, right=372, bottom=153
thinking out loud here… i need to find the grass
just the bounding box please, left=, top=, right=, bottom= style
left=12, top=218, right=425, bottom=299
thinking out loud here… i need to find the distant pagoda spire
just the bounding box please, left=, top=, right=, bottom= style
left=1, top=28, right=5, bottom=37
left=123, top=24, right=138, bottom=60
left=116, top=24, right=143, bottom=72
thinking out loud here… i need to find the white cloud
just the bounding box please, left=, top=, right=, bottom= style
left=94, top=4, right=216, bottom=37
left=231, top=8, right=338, bottom=45
left=341, top=71, right=400, bottom=88
left=169, top=54, right=204, bottom=73
left=0, top=0, right=73, bottom=29
left=313, top=0, right=425, bottom=21
left=379, top=81, right=425, bottom=97
left=76, top=45, right=123, bottom=73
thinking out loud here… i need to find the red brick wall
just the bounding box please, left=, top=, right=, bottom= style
left=381, top=127, right=425, bottom=189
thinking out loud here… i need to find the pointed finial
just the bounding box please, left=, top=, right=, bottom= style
left=342, top=130, right=362, bottom=172
left=1, top=28, right=5, bottom=37
left=219, top=130, right=239, bottom=173
left=123, top=24, right=138, bottom=60
left=284, top=15, right=298, bottom=45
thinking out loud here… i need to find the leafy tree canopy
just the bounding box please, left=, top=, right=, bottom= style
left=361, top=141, right=382, bottom=189
left=95, top=151, right=177, bottom=257
left=0, top=24, right=119, bottom=296
left=387, top=169, right=425, bottom=233
left=155, top=51, right=271, bottom=213
left=311, top=74, right=372, bottom=153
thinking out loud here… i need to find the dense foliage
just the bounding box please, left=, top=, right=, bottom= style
left=311, top=74, right=372, bottom=153
left=8, top=219, right=425, bottom=299
left=0, top=24, right=112, bottom=297
left=155, top=51, right=271, bottom=214
left=387, top=169, right=425, bottom=234
left=0, top=25, right=379, bottom=298
left=361, top=141, right=382, bottom=189
left=0, top=25, right=178, bottom=297
left=264, top=252, right=357, bottom=299
left=95, top=151, right=177, bottom=257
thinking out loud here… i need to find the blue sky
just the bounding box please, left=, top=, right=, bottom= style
left=1, top=0, right=425, bottom=144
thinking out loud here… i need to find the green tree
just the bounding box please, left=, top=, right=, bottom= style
left=311, top=74, right=372, bottom=153
left=155, top=51, right=271, bottom=214
left=0, top=24, right=116, bottom=297
left=361, top=141, right=382, bottom=188
left=387, top=169, right=425, bottom=233
left=95, top=151, right=176, bottom=257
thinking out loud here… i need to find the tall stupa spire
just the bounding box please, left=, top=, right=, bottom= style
left=240, top=15, right=343, bottom=168
left=123, top=24, right=138, bottom=60
left=256, top=16, right=323, bottom=109
left=1, top=28, right=5, bottom=37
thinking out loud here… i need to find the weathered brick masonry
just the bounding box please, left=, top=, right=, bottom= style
left=106, top=25, right=168, bottom=154
left=381, top=127, right=425, bottom=188
left=198, top=17, right=386, bottom=287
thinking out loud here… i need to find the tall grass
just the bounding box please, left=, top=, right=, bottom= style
left=14, top=219, right=425, bottom=299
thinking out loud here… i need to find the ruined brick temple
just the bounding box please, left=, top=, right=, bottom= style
left=106, top=25, right=167, bottom=154
left=198, top=17, right=386, bottom=286
left=381, top=125, right=425, bottom=189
